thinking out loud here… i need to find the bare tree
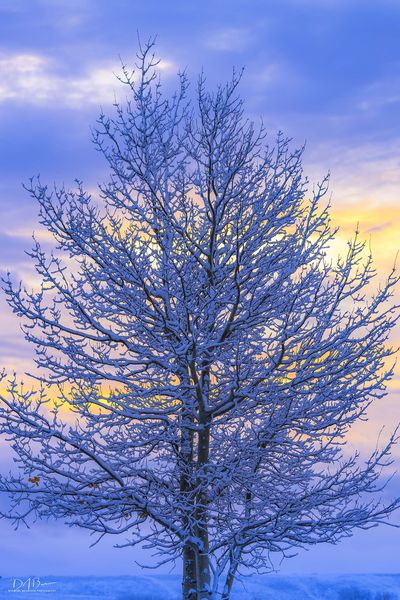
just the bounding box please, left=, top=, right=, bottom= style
left=0, top=42, right=399, bottom=599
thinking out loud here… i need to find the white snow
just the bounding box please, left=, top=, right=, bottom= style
left=0, top=574, right=399, bottom=599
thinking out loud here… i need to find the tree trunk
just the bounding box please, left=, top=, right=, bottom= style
left=221, top=567, right=236, bottom=600
left=182, top=543, right=197, bottom=600
left=221, top=549, right=240, bottom=600
left=196, top=418, right=211, bottom=599
left=179, top=394, right=197, bottom=599
left=196, top=546, right=211, bottom=600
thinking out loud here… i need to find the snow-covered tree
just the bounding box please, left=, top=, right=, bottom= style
left=0, top=42, right=399, bottom=599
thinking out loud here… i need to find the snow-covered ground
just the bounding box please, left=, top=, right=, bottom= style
left=0, top=574, right=399, bottom=599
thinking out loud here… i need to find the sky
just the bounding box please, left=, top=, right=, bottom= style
left=0, top=0, right=400, bottom=578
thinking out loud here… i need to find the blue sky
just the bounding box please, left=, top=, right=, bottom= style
left=0, top=0, right=400, bottom=577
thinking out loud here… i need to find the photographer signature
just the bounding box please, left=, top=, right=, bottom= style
left=8, top=576, right=57, bottom=593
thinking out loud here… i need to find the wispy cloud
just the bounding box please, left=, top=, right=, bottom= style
left=0, top=53, right=175, bottom=108
left=356, top=75, right=400, bottom=113
left=305, top=138, right=400, bottom=207
left=204, top=27, right=252, bottom=52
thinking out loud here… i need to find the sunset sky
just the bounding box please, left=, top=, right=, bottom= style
left=0, top=0, right=399, bottom=577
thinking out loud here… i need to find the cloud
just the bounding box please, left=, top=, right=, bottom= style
left=356, top=75, right=400, bottom=114
left=0, top=53, right=175, bottom=109
left=304, top=138, right=400, bottom=209
left=252, top=63, right=280, bottom=87
left=204, top=27, right=252, bottom=52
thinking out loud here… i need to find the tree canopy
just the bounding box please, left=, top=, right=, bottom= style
left=1, top=42, right=399, bottom=600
